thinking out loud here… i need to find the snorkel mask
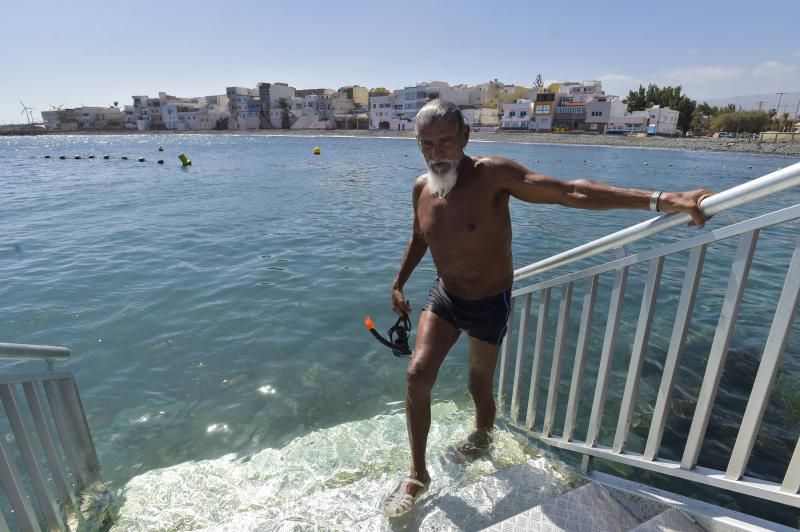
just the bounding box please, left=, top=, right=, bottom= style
left=364, top=315, right=413, bottom=357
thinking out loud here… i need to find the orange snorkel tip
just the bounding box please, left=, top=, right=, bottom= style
left=364, top=316, right=376, bottom=330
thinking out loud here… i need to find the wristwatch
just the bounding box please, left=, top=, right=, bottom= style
left=649, top=191, right=662, bottom=212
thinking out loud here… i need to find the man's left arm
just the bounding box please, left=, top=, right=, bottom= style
left=491, top=157, right=713, bottom=227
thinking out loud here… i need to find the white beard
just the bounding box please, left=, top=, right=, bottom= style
left=426, top=161, right=459, bottom=198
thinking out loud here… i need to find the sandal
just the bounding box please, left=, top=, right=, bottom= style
left=445, top=432, right=492, bottom=463
left=383, top=477, right=428, bottom=517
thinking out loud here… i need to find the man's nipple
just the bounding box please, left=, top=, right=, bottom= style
left=468, top=223, right=476, bottom=232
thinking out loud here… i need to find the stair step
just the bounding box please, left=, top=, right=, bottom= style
left=482, top=482, right=640, bottom=531
left=630, top=508, right=704, bottom=532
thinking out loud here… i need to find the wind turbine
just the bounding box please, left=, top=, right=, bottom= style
left=49, top=103, right=65, bottom=110
left=19, top=100, right=34, bottom=124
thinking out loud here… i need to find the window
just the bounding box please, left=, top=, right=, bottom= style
left=535, top=104, right=551, bottom=113
left=405, top=92, right=415, bottom=100
left=520, top=111, right=527, bottom=117
left=509, top=111, right=516, bottom=117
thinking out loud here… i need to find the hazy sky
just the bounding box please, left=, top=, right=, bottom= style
left=3, top=0, right=800, bottom=124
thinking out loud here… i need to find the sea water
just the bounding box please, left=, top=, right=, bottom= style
left=1, top=134, right=798, bottom=528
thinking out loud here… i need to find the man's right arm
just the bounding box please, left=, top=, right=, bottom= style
left=392, top=179, right=428, bottom=316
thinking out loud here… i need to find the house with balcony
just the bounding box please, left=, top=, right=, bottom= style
left=160, top=93, right=229, bottom=131
left=580, top=93, right=645, bottom=135
left=292, top=90, right=336, bottom=129
left=128, top=95, right=165, bottom=131
left=585, top=95, right=628, bottom=133
left=531, top=92, right=556, bottom=131
left=605, top=110, right=648, bottom=134
left=552, top=81, right=606, bottom=131
left=226, top=87, right=260, bottom=130
left=501, top=100, right=534, bottom=129
left=393, top=84, right=433, bottom=122
left=258, top=82, right=296, bottom=129
left=553, top=98, right=587, bottom=130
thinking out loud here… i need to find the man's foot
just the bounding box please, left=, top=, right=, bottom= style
left=383, top=476, right=430, bottom=517
left=446, top=430, right=492, bottom=464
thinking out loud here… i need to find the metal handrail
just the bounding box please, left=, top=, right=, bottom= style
left=0, top=342, right=71, bottom=362
left=499, top=163, right=800, bottom=512
left=514, top=160, right=800, bottom=281
left=0, top=342, right=107, bottom=530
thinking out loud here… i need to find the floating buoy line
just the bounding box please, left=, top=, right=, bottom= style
left=42, top=148, right=192, bottom=167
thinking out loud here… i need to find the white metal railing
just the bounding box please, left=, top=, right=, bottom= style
left=497, top=162, right=800, bottom=509
left=0, top=343, right=104, bottom=531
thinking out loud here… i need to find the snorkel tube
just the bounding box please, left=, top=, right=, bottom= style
left=364, top=315, right=413, bottom=357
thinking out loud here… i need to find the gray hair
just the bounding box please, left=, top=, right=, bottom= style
left=414, top=99, right=465, bottom=134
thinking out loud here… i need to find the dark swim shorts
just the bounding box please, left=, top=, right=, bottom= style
left=422, top=279, right=512, bottom=346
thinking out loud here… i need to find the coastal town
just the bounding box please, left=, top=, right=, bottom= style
left=15, top=78, right=799, bottom=156
left=37, top=80, right=683, bottom=135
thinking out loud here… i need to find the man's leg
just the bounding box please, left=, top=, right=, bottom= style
left=465, top=336, right=501, bottom=450
left=406, top=309, right=460, bottom=481
left=386, top=309, right=459, bottom=515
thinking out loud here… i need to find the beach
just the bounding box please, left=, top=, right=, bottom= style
left=296, top=128, right=800, bottom=157
left=7, top=126, right=800, bottom=156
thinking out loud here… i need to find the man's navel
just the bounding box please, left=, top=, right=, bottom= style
left=467, top=223, right=476, bottom=232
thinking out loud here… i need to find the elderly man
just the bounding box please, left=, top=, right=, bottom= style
left=382, top=99, right=711, bottom=517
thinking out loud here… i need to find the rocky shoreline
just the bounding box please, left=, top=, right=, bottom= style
left=5, top=127, right=800, bottom=156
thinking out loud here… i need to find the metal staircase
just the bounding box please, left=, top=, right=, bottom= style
left=0, top=343, right=112, bottom=531
left=494, top=162, right=800, bottom=529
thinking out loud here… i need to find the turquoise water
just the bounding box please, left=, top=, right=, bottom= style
left=1, top=134, right=799, bottom=527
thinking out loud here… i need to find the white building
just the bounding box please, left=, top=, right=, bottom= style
left=41, top=110, right=62, bottom=130
left=584, top=94, right=661, bottom=135
left=226, top=87, right=260, bottom=130
left=606, top=110, right=648, bottom=134
left=392, top=86, right=427, bottom=122
left=129, top=95, right=165, bottom=131
left=72, top=107, right=124, bottom=129
left=558, top=81, right=604, bottom=103
left=647, top=105, right=680, bottom=135
left=434, top=84, right=471, bottom=107
left=585, top=96, right=628, bottom=133
left=43, top=107, right=124, bottom=130
left=552, top=81, right=605, bottom=130
left=258, top=82, right=296, bottom=128
left=461, top=107, right=499, bottom=130
left=501, top=100, right=534, bottom=129
left=370, top=94, right=396, bottom=129
left=162, top=95, right=229, bottom=131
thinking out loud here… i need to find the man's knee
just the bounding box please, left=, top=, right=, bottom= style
left=406, top=360, right=437, bottom=395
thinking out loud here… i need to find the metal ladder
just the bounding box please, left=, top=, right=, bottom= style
left=0, top=343, right=107, bottom=531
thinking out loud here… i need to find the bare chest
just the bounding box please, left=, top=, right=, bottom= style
left=417, top=190, right=502, bottom=243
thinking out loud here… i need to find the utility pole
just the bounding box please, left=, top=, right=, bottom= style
left=756, top=100, right=767, bottom=112
left=794, top=96, right=800, bottom=123
left=774, top=92, right=786, bottom=131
